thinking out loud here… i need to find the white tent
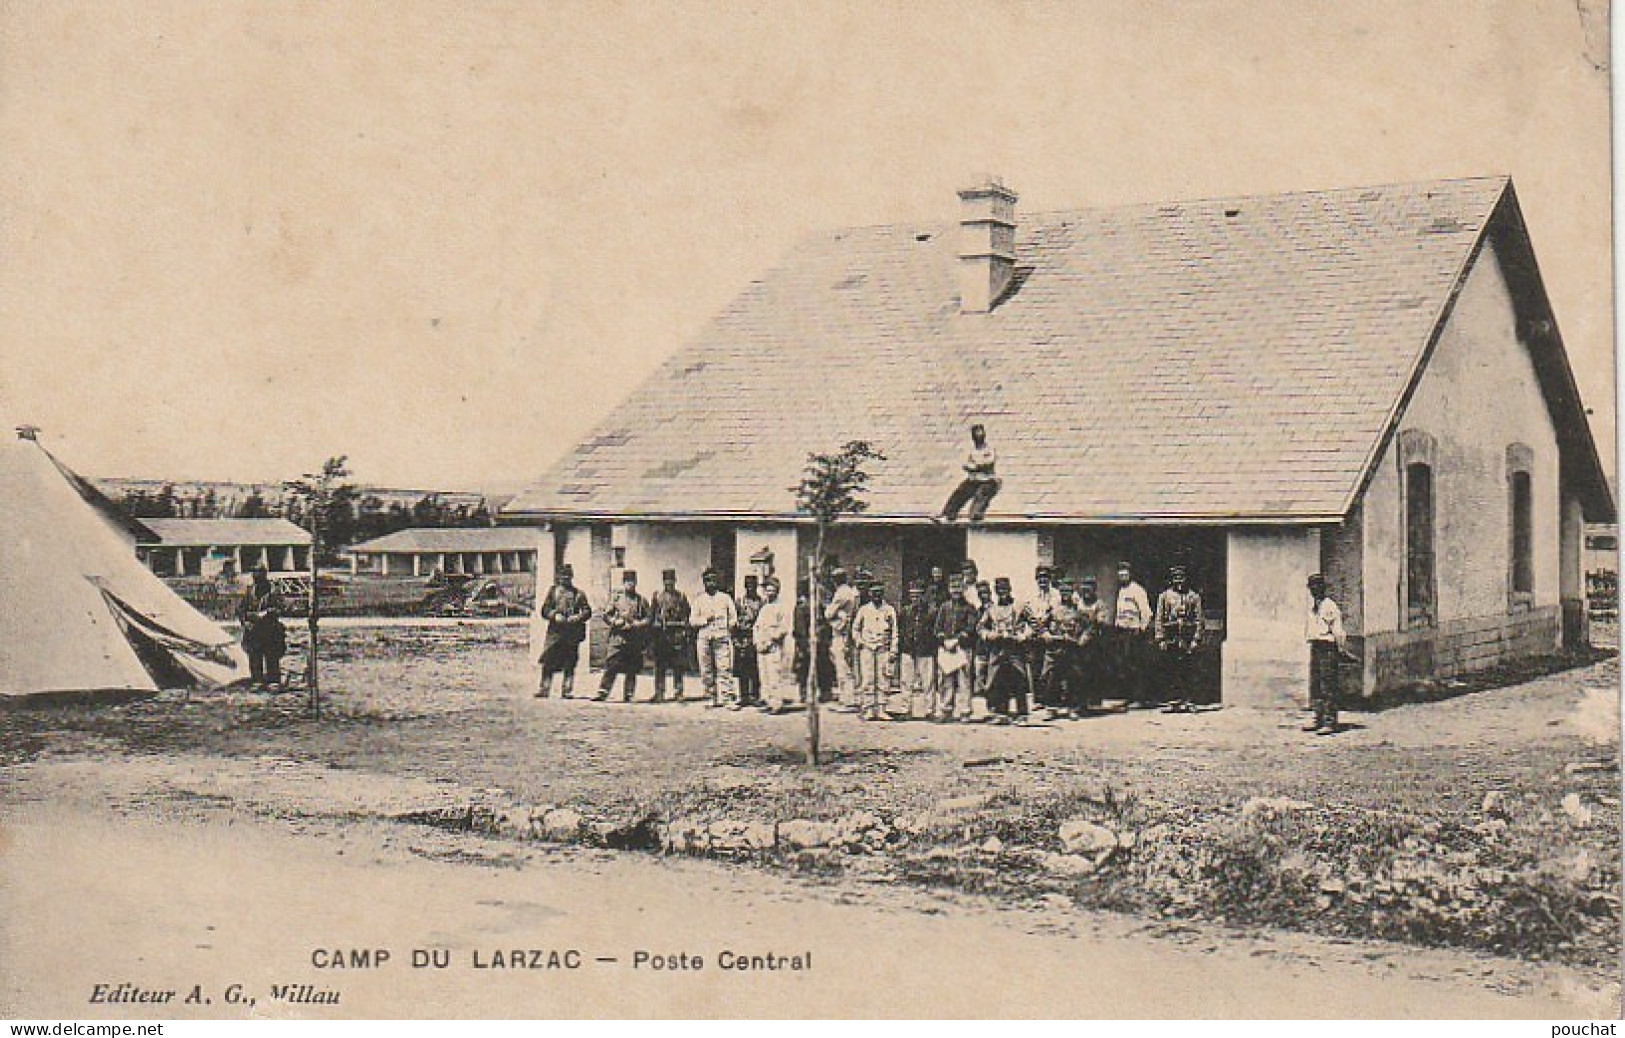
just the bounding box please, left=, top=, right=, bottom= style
left=0, top=432, right=248, bottom=697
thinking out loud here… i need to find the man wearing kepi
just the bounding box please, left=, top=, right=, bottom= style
left=733, top=575, right=764, bottom=708
left=933, top=571, right=980, bottom=722
left=898, top=580, right=938, bottom=719
left=852, top=582, right=900, bottom=721
left=692, top=567, right=739, bottom=709
left=1154, top=565, right=1204, bottom=713
left=595, top=569, right=651, bottom=703
left=1305, top=573, right=1350, bottom=735
left=537, top=564, right=592, bottom=699
left=649, top=569, right=691, bottom=703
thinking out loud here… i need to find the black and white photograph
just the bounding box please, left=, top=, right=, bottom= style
left=0, top=0, right=1618, bottom=1022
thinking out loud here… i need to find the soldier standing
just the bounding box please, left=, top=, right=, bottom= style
left=1305, top=573, right=1350, bottom=735
left=1043, top=577, right=1086, bottom=718
left=537, top=565, right=593, bottom=699
left=932, top=572, right=981, bottom=722
left=1111, top=561, right=1152, bottom=708
left=649, top=569, right=691, bottom=703
left=752, top=577, right=794, bottom=712
left=978, top=577, right=1031, bottom=723
left=793, top=575, right=836, bottom=704
left=852, top=583, right=900, bottom=721
left=238, top=565, right=287, bottom=690
left=1021, top=565, right=1062, bottom=713
left=733, top=575, right=763, bottom=707
left=1154, top=565, right=1204, bottom=713
left=898, top=580, right=938, bottom=719
left=595, top=570, right=651, bottom=702
left=691, top=568, right=739, bottom=708
left=972, top=579, right=995, bottom=707
left=1074, top=576, right=1109, bottom=710
left=824, top=568, right=861, bottom=711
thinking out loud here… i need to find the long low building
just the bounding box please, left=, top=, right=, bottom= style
left=137, top=518, right=312, bottom=578
left=343, top=528, right=541, bottom=577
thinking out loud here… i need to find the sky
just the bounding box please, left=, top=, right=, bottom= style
left=0, top=0, right=1613, bottom=491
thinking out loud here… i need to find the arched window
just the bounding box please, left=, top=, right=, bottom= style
left=1507, top=444, right=1534, bottom=607
left=1397, top=430, right=1437, bottom=629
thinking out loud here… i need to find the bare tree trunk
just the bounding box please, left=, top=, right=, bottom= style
left=807, top=525, right=825, bottom=766
left=307, top=530, right=321, bottom=719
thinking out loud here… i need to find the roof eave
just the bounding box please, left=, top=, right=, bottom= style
left=498, top=508, right=1347, bottom=527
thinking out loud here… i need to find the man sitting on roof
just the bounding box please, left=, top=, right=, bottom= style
left=936, top=424, right=1002, bottom=523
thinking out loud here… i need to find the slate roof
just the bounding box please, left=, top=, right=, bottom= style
left=345, top=527, right=541, bottom=554
left=139, top=518, right=312, bottom=547
left=506, top=176, right=1611, bottom=523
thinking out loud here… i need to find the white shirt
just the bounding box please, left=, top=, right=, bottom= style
left=1114, top=581, right=1152, bottom=631
left=691, top=590, right=737, bottom=634
left=1306, top=597, right=1346, bottom=646
left=963, top=445, right=998, bottom=480
left=853, top=601, right=900, bottom=653
left=753, top=599, right=792, bottom=652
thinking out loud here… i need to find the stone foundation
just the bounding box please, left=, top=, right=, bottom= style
left=1363, top=605, right=1560, bottom=694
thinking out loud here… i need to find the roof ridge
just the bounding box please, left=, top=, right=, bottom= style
left=825, top=174, right=1513, bottom=236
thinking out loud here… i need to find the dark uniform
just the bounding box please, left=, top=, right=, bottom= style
left=793, top=581, right=836, bottom=699
left=978, top=578, right=1030, bottom=722
left=238, top=572, right=287, bottom=688
left=538, top=567, right=592, bottom=698
left=1043, top=583, right=1087, bottom=715
left=1021, top=566, right=1062, bottom=710
left=1074, top=580, right=1109, bottom=710
left=1154, top=566, right=1204, bottom=712
left=932, top=580, right=980, bottom=721
left=733, top=577, right=763, bottom=706
left=649, top=570, right=692, bottom=702
left=596, top=573, right=651, bottom=702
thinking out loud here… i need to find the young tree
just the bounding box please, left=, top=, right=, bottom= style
left=793, top=440, right=885, bottom=765
left=284, top=456, right=354, bottom=719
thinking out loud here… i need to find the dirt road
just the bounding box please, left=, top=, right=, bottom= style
left=0, top=796, right=1614, bottom=1020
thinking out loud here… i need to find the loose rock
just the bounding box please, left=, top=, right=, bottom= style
left=778, top=819, right=839, bottom=850
left=1057, top=819, right=1117, bottom=857
left=539, top=807, right=583, bottom=840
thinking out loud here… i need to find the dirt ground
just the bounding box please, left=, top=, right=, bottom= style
left=1, top=621, right=1620, bottom=1018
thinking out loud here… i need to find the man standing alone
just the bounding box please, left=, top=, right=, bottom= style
left=937, top=424, right=1002, bottom=522
left=1305, top=573, right=1350, bottom=735
left=238, top=565, right=287, bottom=690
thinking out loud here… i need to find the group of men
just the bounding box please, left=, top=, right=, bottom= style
left=819, top=559, right=1212, bottom=723
left=534, top=556, right=1236, bottom=726
left=536, top=564, right=808, bottom=710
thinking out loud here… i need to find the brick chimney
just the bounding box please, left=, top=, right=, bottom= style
left=957, top=177, right=1018, bottom=313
